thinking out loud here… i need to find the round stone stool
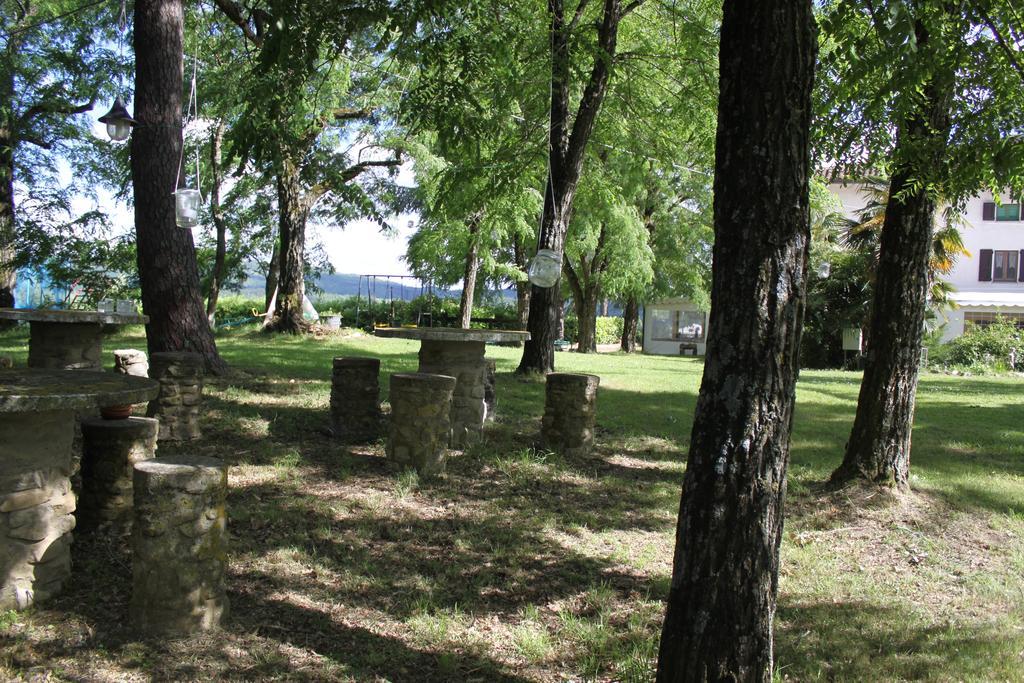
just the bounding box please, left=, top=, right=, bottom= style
left=386, top=373, right=457, bottom=477
left=540, top=373, right=601, bottom=457
left=147, top=352, right=204, bottom=441
left=330, top=357, right=381, bottom=442
left=79, top=416, right=158, bottom=529
left=113, top=349, right=149, bottom=377
left=131, top=455, right=229, bottom=636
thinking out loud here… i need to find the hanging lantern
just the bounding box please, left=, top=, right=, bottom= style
left=174, top=188, right=201, bottom=227
left=98, top=97, right=136, bottom=141
left=816, top=261, right=831, bottom=279
left=527, top=248, right=561, bottom=288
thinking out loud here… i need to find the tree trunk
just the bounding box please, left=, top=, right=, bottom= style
left=831, top=28, right=953, bottom=491
left=458, top=216, right=481, bottom=329
left=517, top=0, right=621, bottom=375
left=574, top=292, right=599, bottom=352
left=264, top=158, right=309, bottom=334
left=655, top=0, right=816, bottom=680
left=205, top=121, right=228, bottom=326
left=131, top=0, right=227, bottom=375
left=0, top=69, right=16, bottom=325
left=621, top=296, right=639, bottom=352
left=264, top=240, right=280, bottom=313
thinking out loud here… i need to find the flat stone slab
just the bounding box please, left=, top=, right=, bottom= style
left=0, top=369, right=159, bottom=413
left=374, top=326, right=530, bottom=344
left=0, top=308, right=148, bottom=326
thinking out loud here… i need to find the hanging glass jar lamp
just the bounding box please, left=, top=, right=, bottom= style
left=527, top=249, right=562, bottom=288
left=174, top=188, right=201, bottom=228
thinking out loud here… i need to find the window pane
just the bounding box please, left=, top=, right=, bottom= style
left=994, top=251, right=1018, bottom=281
left=995, top=203, right=1021, bottom=221
left=649, top=309, right=673, bottom=340
left=677, top=311, right=705, bottom=341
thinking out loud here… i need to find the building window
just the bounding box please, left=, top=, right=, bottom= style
left=964, top=311, right=1024, bottom=330
left=650, top=308, right=705, bottom=342
left=997, top=204, right=1021, bottom=221
left=993, top=250, right=1019, bottom=281
left=983, top=202, right=1022, bottom=221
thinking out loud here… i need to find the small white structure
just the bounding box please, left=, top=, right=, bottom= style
left=643, top=298, right=707, bottom=356
left=830, top=184, right=1024, bottom=341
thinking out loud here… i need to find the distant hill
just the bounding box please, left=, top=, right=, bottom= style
left=237, top=272, right=515, bottom=302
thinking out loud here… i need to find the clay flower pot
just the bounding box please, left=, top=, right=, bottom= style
left=100, top=404, right=133, bottom=420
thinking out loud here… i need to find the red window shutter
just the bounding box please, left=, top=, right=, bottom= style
left=979, top=249, right=993, bottom=281
left=983, top=202, right=996, bottom=220
left=1019, top=250, right=1024, bottom=282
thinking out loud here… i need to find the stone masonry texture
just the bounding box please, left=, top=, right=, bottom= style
left=28, top=321, right=103, bottom=370
left=386, top=373, right=456, bottom=477
left=0, top=409, right=76, bottom=610
left=147, top=352, right=204, bottom=441
left=130, top=455, right=229, bottom=636
left=79, top=417, right=158, bottom=530
left=417, top=340, right=487, bottom=448
left=330, top=357, right=381, bottom=443
left=540, top=373, right=601, bottom=458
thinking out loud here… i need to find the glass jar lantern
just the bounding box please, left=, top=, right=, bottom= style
left=174, top=188, right=201, bottom=228
left=527, top=248, right=561, bottom=288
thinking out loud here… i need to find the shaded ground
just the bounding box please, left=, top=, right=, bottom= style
left=1, top=326, right=1022, bottom=681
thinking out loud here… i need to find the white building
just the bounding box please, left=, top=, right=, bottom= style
left=830, top=183, right=1024, bottom=341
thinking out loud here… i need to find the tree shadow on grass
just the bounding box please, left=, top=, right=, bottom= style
left=775, top=599, right=1022, bottom=681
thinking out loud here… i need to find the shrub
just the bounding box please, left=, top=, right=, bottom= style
left=595, top=316, right=623, bottom=345
left=938, top=319, right=1023, bottom=372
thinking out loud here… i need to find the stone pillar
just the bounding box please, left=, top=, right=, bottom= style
left=330, top=357, right=381, bottom=442
left=147, top=352, right=204, bottom=441
left=417, top=340, right=486, bottom=447
left=27, top=321, right=103, bottom=370
left=484, top=358, right=497, bottom=422
left=113, top=349, right=149, bottom=377
left=540, top=373, right=601, bottom=457
left=131, top=455, right=229, bottom=636
left=0, top=410, right=76, bottom=610
left=386, top=373, right=456, bottom=477
left=78, top=417, right=158, bottom=529
left=0, top=356, right=12, bottom=368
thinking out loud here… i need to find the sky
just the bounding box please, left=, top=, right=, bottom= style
left=78, top=117, right=416, bottom=277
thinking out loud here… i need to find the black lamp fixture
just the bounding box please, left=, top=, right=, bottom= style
left=98, top=96, right=136, bottom=142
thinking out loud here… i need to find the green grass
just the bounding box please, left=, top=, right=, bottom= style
left=1, top=324, right=1023, bottom=681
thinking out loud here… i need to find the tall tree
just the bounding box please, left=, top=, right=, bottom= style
left=132, top=0, right=227, bottom=373
left=517, top=0, right=638, bottom=374
left=817, top=1, right=1024, bottom=490
left=1, top=0, right=119, bottom=323
left=656, top=0, right=816, bottom=678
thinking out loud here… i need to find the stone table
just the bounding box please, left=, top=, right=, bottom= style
left=0, top=308, right=149, bottom=370
left=374, top=327, right=530, bottom=447
left=0, top=368, right=159, bottom=610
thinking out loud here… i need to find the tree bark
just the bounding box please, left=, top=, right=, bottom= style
left=620, top=296, right=639, bottom=352
left=458, top=215, right=481, bottom=329
left=264, top=240, right=280, bottom=313
left=205, top=121, right=228, bottom=326
left=264, top=158, right=310, bottom=333
left=831, top=24, right=953, bottom=491
left=131, top=0, right=227, bottom=374
left=0, top=62, right=17, bottom=325
left=0, top=102, right=15, bottom=322
left=655, top=0, right=816, bottom=680
left=517, top=0, right=623, bottom=375
left=513, top=234, right=531, bottom=332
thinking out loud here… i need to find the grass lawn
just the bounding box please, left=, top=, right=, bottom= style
left=1, top=325, right=1022, bottom=682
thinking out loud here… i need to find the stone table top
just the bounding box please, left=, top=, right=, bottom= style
left=0, top=308, right=148, bottom=326
left=374, top=326, right=530, bottom=344
left=0, top=368, right=159, bottom=413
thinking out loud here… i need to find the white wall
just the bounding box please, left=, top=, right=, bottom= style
left=829, top=183, right=1024, bottom=340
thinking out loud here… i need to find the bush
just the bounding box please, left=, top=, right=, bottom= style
left=937, top=319, right=1024, bottom=372
left=595, top=316, right=623, bottom=345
